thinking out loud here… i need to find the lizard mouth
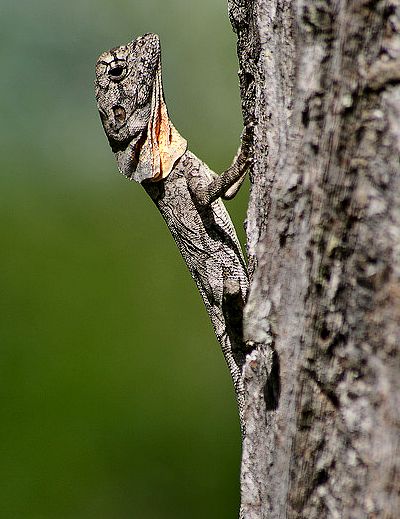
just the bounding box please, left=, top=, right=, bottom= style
left=129, top=130, right=147, bottom=168
left=98, top=106, right=127, bottom=137
left=109, top=128, right=148, bottom=182
left=114, top=129, right=148, bottom=181
left=109, top=127, right=143, bottom=154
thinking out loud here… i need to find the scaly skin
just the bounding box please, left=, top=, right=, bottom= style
left=144, top=150, right=249, bottom=434
left=94, top=33, right=251, bottom=438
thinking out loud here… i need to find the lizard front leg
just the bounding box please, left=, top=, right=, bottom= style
left=223, top=123, right=254, bottom=200
left=187, top=124, right=253, bottom=206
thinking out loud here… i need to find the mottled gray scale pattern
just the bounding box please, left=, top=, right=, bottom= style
left=143, top=151, right=249, bottom=431
left=144, top=151, right=248, bottom=310
left=95, top=33, right=252, bottom=438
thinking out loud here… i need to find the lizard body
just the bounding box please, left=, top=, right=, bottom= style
left=95, top=33, right=251, bottom=437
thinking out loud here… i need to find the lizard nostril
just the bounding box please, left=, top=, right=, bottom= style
left=113, top=106, right=126, bottom=124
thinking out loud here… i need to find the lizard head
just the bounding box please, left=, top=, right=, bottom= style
left=95, top=33, right=187, bottom=183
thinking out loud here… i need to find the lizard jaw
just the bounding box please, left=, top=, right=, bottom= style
left=114, top=131, right=147, bottom=180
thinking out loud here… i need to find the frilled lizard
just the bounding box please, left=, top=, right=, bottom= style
left=94, top=33, right=252, bottom=437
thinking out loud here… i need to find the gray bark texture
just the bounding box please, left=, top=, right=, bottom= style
left=228, top=0, right=400, bottom=517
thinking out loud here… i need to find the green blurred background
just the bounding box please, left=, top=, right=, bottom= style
left=1, top=1, right=248, bottom=517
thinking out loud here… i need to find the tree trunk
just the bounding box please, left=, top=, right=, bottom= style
left=228, top=0, right=400, bottom=517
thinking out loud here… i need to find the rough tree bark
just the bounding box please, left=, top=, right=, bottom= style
left=228, top=0, right=400, bottom=517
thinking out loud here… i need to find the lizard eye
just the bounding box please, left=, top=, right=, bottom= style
left=108, top=64, right=126, bottom=81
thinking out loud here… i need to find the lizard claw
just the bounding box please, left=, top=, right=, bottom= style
left=241, top=121, right=254, bottom=147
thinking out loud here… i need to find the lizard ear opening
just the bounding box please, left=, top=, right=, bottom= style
left=135, top=67, right=187, bottom=183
